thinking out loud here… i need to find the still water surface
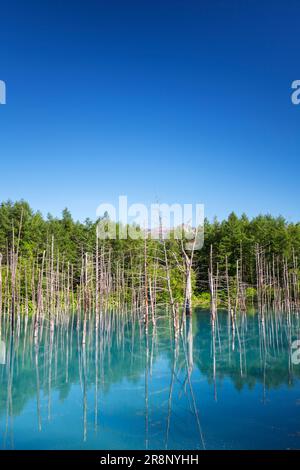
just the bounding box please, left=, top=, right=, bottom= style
left=0, top=310, right=300, bottom=449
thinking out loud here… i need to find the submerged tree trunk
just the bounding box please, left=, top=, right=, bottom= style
left=183, top=253, right=192, bottom=315
left=209, top=245, right=217, bottom=321
left=181, top=233, right=197, bottom=316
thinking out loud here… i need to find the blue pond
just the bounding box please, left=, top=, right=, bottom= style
left=0, top=309, right=299, bottom=449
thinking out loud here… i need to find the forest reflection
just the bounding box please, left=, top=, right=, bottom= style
left=0, top=309, right=299, bottom=449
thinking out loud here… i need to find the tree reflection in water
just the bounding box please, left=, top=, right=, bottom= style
left=0, top=309, right=299, bottom=449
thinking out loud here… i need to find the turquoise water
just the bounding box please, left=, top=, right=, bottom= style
left=0, top=310, right=300, bottom=450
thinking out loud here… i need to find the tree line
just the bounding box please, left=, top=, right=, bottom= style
left=0, top=199, right=299, bottom=317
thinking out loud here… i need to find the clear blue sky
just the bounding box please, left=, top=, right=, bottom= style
left=0, top=0, right=299, bottom=222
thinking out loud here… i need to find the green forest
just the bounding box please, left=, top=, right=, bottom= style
left=0, top=199, right=299, bottom=315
